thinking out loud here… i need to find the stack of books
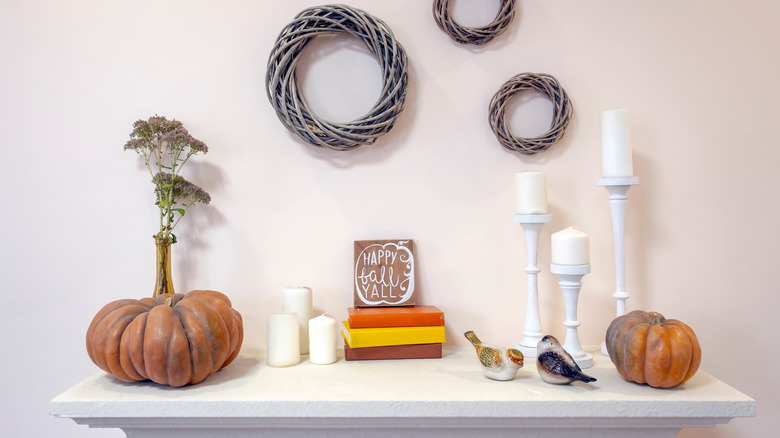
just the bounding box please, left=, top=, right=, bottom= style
left=341, top=305, right=445, bottom=360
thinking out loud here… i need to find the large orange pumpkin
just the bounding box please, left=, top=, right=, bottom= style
left=605, top=310, right=701, bottom=388
left=86, top=290, right=243, bottom=387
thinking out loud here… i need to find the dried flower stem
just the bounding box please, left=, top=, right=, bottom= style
left=124, top=116, right=211, bottom=241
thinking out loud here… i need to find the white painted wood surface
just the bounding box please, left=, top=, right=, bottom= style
left=50, top=347, right=755, bottom=437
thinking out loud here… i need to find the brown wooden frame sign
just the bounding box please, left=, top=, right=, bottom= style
left=354, top=240, right=416, bottom=307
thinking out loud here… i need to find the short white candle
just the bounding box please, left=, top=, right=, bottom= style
left=551, top=227, right=590, bottom=265
left=515, top=171, right=547, bottom=214
left=266, top=312, right=300, bottom=367
left=601, top=109, right=634, bottom=177
left=308, top=313, right=337, bottom=365
left=282, top=286, right=312, bottom=355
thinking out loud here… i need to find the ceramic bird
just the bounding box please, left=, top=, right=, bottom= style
left=464, top=331, right=524, bottom=381
left=536, top=335, right=596, bottom=385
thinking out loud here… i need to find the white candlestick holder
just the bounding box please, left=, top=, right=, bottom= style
left=511, top=214, right=552, bottom=358
left=597, top=176, right=639, bottom=355
left=551, top=263, right=593, bottom=369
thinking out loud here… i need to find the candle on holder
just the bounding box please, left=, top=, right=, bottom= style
left=282, top=286, right=312, bottom=354
left=515, top=171, right=547, bottom=214
left=266, top=312, right=300, bottom=367
left=551, top=227, right=590, bottom=265
left=601, top=109, right=633, bottom=177
left=309, top=313, right=337, bottom=365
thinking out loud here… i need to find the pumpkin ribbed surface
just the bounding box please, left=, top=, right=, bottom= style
left=86, top=290, right=243, bottom=387
left=605, top=310, right=701, bottom=388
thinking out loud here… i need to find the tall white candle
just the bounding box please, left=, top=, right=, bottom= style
left=515, top=171, right=548, bottom=214
left=308, top=313, right=337, bottom=365
left=551, top=227, right=590, bottom=265
left=266, top=312, right=300, bottom=367
left=282, top=286, right=312, bottom=354
left=601, top=109, right=634, bottom=177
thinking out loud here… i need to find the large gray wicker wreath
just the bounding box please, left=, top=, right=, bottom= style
left=432, top=0, right=516, bottom=45
left=266, top=4, right=408, bottom=151
left=488, top=73, right=572, bottom=155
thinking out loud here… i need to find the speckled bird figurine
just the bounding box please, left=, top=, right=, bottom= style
left=536, top=335, right=596, bottom=385
left=465, top=331, right=524, bottom=381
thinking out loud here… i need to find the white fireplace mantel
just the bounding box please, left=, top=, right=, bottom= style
left=50, top=347, right=755, bottom=438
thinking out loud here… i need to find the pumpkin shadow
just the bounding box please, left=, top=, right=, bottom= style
left=186, top=355, right=262, bottom=390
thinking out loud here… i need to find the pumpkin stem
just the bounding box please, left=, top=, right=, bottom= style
left=652, top=313, right=661, bottom=325
left=165, top=296, right=173, bottom=307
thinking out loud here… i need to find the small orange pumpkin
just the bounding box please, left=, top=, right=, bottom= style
left=86, top=290, right=243, bottom=387
left=605, top=310, right=701, bottom=388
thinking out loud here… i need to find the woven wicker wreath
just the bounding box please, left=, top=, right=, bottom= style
left=266, top=5, right=408, bottom=151
left=488, top=73, right=572, bottom=155
left=432, top=0, right=516, bottom=45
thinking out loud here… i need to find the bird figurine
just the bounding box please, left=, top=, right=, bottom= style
left=464, top=331, right=524, bottom=381
left=536, top=335, right=596, bottom=385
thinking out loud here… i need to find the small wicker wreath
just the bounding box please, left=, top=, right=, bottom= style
left=488, top=73, right=572, bottom=155
left=432, top=0, right=516, bottom=45
left=265, top=5, right=408, bottom=151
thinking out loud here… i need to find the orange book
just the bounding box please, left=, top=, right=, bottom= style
left=347, top=305, right=444, bottom=328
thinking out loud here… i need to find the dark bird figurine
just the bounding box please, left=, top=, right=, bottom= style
left=536, top=335, right=596, bottom=385
left=465, top=331, right=524, bottom=381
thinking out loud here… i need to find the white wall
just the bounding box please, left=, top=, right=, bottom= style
left=1, top=1, right=776, bottom=436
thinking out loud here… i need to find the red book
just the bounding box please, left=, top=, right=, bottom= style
left=347, top=305, right=444, bottom=328
left=344, top=341, right=442, bottom=361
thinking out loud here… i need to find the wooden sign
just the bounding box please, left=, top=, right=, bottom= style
left=353, top=239, right=416, bottom=307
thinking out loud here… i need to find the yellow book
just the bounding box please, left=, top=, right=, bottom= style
left=341, top=321, right=446, bottom=348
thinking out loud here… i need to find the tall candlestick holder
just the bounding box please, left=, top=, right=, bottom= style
left=597, top=176, right=639, bottom=355
left=511, top=213, right=552, bottom=358
left=551, top=263, right=593, bottom=369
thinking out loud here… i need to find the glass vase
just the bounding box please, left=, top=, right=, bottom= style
left=153, top=235, right=176, bottom=298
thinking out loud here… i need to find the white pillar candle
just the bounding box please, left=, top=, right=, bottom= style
left=282, top=286, right=312, bottom=354
left=601, top=109, right=634, bottom=177
left=266, top=312, right=300, bottom=367
left=515, top=171, right=548, bottom=214
left=551, top=227, right=590, bottom=265
left=308, top=313, right=337, bottom=365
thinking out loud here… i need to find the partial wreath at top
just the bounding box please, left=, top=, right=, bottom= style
left=433, top=0, right=517, bottom=45
left=266, top=4, right=409, bottom=151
